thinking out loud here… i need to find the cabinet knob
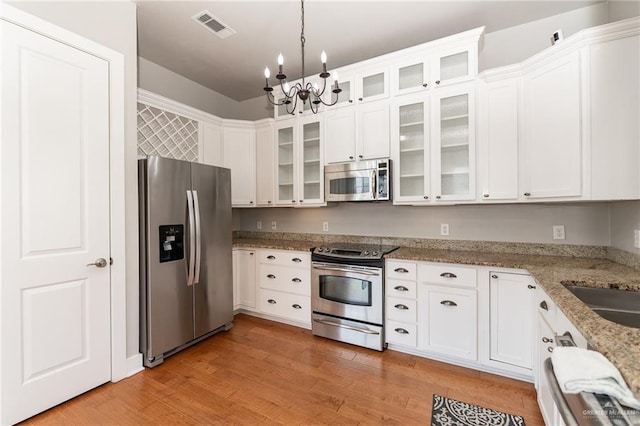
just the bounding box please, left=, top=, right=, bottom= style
left=491, top=274, right=498, bottom=279
left=299, top=200, right=303, bottom=203
left=436, top=195, right=441, bottom=199
left=348, top=99, right=353, bottom=103
left=349, top=156, right=354, bottom=160
left=528, top=284, right=537, bottom=289
left=292, top=304, right=302, bottom=310
left=267, top=274, right=276, bottom=279
left=423, top=195, right=429, bottom=200
left=292, top=278, right=302, bottom=283
left=268, top=200, right=272, bottom=204
left=358, top=97, right=363, bottom=101
left=483, top=193, right=489, bottom=198
left=440, top=300, right=458, bottom=307
left=249, top=201, right=254, bottom=204
left=542, top=336, right=553, bottom=343
left=268, top=299, right=277, bottom=304
left=394, top=328, right=409, bottom=334
left=548, top=347, right=554, bottom=353
left=358, top=155, right=363, bottom=159
left=422, top=83, right=428, bottom=88
left=250, top=252, right=254, bottom=255
left=524, top=192, right=531, bottom=197
left=435, top=80, right=441, bottom=85
left=292, top=200, right=296, bottom=203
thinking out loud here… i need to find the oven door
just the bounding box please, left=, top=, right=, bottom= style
left=325, top=169, right=377, bottom=202
left=311, top=262, right=383, bottom=325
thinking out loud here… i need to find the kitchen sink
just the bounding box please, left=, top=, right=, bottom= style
left=565, top=285, right=640, bottom=328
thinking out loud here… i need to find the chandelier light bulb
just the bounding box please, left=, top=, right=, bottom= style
left=321, top=51, right=327, bottom=64
left=277, top=53, right=284, bottom=65
left=264, top=67, right=270, bottom=79
left=313, top=82, right=319, bottom=91
left=284, top=82, right=290, bottom=93
left=333, top=71, right=339, bottom=82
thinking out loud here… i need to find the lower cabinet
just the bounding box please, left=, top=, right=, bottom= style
left=420, top=284, right=477, bottom=360
left=232, top=248, right=257, bottom=312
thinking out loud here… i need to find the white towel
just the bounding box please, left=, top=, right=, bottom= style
left=551, top=346, right=640, bottom=410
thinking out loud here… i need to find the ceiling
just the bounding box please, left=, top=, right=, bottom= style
left=136, top=1, right=601, bottom=101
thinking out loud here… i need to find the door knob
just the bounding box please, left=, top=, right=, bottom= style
left=87, top=258, right=108, bottom=268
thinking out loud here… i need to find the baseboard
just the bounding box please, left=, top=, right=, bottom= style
left=126, top=353, right=145, bottom=377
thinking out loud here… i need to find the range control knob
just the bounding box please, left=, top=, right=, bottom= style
left=363, top=250, right=370, bottom=256
left=324, top=247, right=331, bottom=252
left=372, top=251, right=379, bottom=256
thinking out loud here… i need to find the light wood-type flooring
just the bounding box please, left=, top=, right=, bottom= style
left=23, top=314, right=544, bottom=425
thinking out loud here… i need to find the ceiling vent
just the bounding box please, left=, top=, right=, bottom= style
left=192, top=10, right=236, bottom=39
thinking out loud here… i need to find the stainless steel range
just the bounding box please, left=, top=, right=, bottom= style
left=311, top=243, right=398, bottom=351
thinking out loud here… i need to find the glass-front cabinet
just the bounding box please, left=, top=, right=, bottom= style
left=431, top=85, right=475, bottom=201
left=391, top=95, right=430, bottom=203
left=355, top=67, right=389, bottom=103
left=274, top=117, right=324, bottom=206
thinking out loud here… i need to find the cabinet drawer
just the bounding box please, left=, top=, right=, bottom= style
left=387, top=296, right=417, bottom=323
left=386, top=279, right=417, bottom=299
left=258, top=264, right=310, bottom=296
left=386, top=260, right=417, bottom=280
left=386, top=320, right=417, bottom=347
left=259, top=289, right=310, bottom=323
left=419, top=263, right=477, bottom=287
left=259, top=249, right=311, bottom=268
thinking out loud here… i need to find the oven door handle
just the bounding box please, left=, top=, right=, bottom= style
left=312, top=265, right=380, bottom=276
left=313, top=319, right=380, bottom=335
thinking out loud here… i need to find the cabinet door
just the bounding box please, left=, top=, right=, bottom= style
left=200, top=121, right=223, bottom=167
left=299, top=116, right=324, bottom=204
left=233, top=249, right=257, bottom=311
left=489, top=272, right=534, bottom=369
left=356, top=68, right=389, bottom=103
left=273, top=88, right=298, bottom=119
left=275, top=121, right=297, bottom=205
left=421, top=285, right=477, bottom=360
left=391, top=95, right=430, bottom=203
left=357, top=100, right=390, bottom=160
left=328, top=74, right=355, bottom=108
left=393, top=58, right=430, bottom=96
left=522, top=51, right=582, bottom=199
left=478, top=79, right=519, bottom=201
left=223, top=126, right=256, bottom=206
left=431, top=86, right=475, bottom=201
left=325, top=108, right=356, bottom=163
left=255, top=121, right=275, bottom=206
left=431, top=45, right=477, bottom=87
left=536, top=313, right=558, bottom=426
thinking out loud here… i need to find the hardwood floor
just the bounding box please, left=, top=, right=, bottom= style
left=23, top=314, right=544, bottom=425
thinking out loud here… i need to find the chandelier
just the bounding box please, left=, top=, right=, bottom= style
left=262, top=0, right=341, bottom=114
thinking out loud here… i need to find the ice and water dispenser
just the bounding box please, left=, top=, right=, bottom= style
left=159, top=225, right=184, bottom=263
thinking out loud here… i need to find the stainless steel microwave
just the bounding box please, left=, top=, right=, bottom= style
left=325, top=159, right=391, bottom=202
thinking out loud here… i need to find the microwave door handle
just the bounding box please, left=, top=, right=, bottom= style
left=371, top=170, right=377, bottom=200
left=312, top=265, right=380, bottom=276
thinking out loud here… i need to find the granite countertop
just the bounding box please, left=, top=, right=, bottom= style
left=234, top=237, right=640, bottom=399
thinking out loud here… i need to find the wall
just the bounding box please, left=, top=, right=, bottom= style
left=610, top=200, right=640, bottom=253
left=237, top=203, right=611, bottom=246
left=138, top=57, right=272, bottom=120
left=9, top=1, right=140, bottom=361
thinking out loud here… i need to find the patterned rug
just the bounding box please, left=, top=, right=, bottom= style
left=431, top=394, right=526, bottom=426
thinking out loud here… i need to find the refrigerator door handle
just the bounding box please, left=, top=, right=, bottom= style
left=186, top=190, right=196, bottom=286
left=192, top=190, right=202, bottom=285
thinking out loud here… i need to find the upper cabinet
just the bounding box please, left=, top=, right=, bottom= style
left=222, top=122, right=257, bottom=207
left=275, top=116, right=324, bottom=206
left=255, top=119, right=275, bottom=207
left=355, top=67, right=389, bottom=103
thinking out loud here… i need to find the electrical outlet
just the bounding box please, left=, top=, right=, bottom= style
left=634, top=230, right=640, bottom=249
left=271, top=221, right=277, bottom=231
left=553, top=225, right=566, bottom=240
left=256, top=220, right=262, bottom=230
left=322, top=221, right=329, bottom=232
left=440, top=224, right=449, bottom=236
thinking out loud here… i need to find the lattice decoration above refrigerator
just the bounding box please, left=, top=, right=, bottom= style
left=137, top=103, right=199, bottom=162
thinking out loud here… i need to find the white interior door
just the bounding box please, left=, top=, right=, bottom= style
left=1, top=20, right=112, bottom=424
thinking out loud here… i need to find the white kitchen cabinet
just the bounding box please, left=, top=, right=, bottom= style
left=477, top=77, right=519, bottom=201
left=521, top=51, right=582, bottom=200
left=419, top=284, right=477, bottom=360
left=232, top=248, right=257, bottom=312
left=489, top=272, right=535, bottom=370
left=325, top=99, right=389, bottom=164
left=355, top=67, right=389, bottom=103
left=255, top=119, right=275, bottom=206
left=200, top=121, right=224, bottom=167
left=274, top=116, right=324, bottom=206
left=385, top=260, right=419, bottom=349
left=223, top=123, right=256, bottom=207
left=257, top=249, right=311, bottom=327
left=587, top=33, right=640, bottom=200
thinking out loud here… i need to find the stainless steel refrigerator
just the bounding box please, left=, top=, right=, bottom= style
left=138, top=156, right=233, bottom=367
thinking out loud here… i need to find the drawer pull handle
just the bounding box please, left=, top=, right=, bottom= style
left=394, top=285, right=409, bottom=292
left=540, top=300, right=549, bottom=311
left=527, top=284, right=537, bottom=289
left=268, top=299, right=277, bottom=304
left=292, top=304, right=302, bottom=309
left=440, top=272, right=457, bottom=278
left=267, top=255, right=276, bottom=260
left=440, top=300, right=457, bottom=307
left=394, top=304, right=409, bottom=310
left=548, top=347, right=554, bottom=353
left=394, top=267, right=409, bottom=273
left=292, top=257, right=302, bottom=263
left=524, top=192, right=531, bottom=197
left=267, top=274, right=276, bottom=279
left=394, top=328, right=409, bottom=334
left=292, top=278, right=302, bottom=283
left=542, top=337, right=553, bottom=343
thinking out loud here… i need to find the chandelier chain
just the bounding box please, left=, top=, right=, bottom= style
left=300, top=0, right=305, bottom=84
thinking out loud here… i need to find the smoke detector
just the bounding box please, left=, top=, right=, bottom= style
left=192, top=10, right=236, bottom=39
